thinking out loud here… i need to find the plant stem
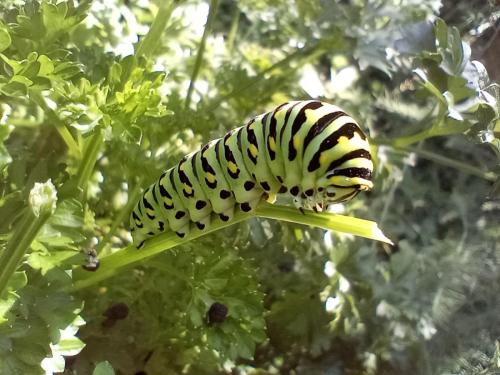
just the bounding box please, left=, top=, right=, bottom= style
left=375, top=136, right=498, bottom=182
left=71, top=209, right=254, bottom=290
left=0, top=208, right=51, bottom=296
left=30, top=91, right=81, bottom=158
left=185, top=0, right=219, bottom=109
left=255, top=203, right=392, bottom=243
left=135, top=1, right=176, bottom=59
left=390, top=128, right=434, bottom=148
left=120, top=1, right=176, bottom=89
left=75, top=130, right=103, bottom=192
left=226, top=4, right=240, bottom=54
left=208, top=36, right=336, bottom=111
left=396, top=145, right=498, bottom=182
left=70, top=203, right=391, bottom=291
left=56, top=125, right=81, bottom=157
left=390, top=122, right=471, bottom=148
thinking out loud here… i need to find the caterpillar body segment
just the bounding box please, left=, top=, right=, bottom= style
left=130, top=100, right=374, bottom=248
left=218, top=128, right=262, bottom=209
left=196, top=139, right=236, bottom=220
left=240, top=116, right=283, bottom=196
left=173, top=152, right=213, bottom=228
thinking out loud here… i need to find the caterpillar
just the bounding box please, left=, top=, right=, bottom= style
left=130, top=100, right=373, bottom=248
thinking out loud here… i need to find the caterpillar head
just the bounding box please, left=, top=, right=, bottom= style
left=310, top=125, right=374, bottom=208
left=322, top=166, right=373, bottom=204
left=298, top=160, right=373, bottom=212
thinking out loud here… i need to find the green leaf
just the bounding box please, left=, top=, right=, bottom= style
left=20, top=61, right=41, bottom=80
left=92, top=361, right=116, bottom=375
left=36, top=55, right=54, bottom=76
left=7, top=271, right=27, bottom=292
left=1, top=80, right=28, bottom=96
left=14, top=341, right=47, bottom=365
left=204, top=278, right=228, bottom=290
left=53, top=61, right=83, bottom=79
left=0, top=25, right=11, bottom=52
left=0, top=272, right=27, bottom=323
left=434, top=18, right=448, bottom=49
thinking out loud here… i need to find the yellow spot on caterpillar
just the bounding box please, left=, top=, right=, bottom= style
left=338, top=136, right=349, bottom=144
left=293, top=136, right=300, bottom=150
left=319, top=153, right=327, bottom=167
left=249, top=144, right=258, bottom=157
left=228, top=161, right=238, bottom=174
left=249, top=122, right=256, bottom=130
left=265, top=193, right=277, bottom=203
left=164, top=197, right=173, bottom=206
left=147, top=208, right=155, bottom=216
left=269, top=137, right=276, bottom=151
left=206, top=173, right=216, bottom=184
left=184, top=184, right=193, bottom=194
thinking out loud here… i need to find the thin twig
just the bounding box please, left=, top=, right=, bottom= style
left=185, top=0, right=219, bottom=109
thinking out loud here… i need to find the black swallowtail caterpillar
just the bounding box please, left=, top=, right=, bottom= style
left=130, top=100, right=373, bottom=248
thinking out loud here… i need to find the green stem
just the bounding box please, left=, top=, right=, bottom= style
left=57, top=124, right=82, bottom=157
left=390, top=121, right=470, bottom=148
left=135, top=1, right=176, bottom=59
left=391, top=128, right=434, bottom=148
left=185, top=0, right=219, bottom=109
left=71, top=209, right=254, bottom=290
left=77, top=0, right=175, bottom=187
left=75, top=130, right=103, bottom=192
left=30, top=91, right=81, bottom=158
left=120, top=1, right=176, bottom=88
left=208, top=37, right=335, bottom=111
left=226, top=4, right=240, bottom=54
left=255, top=203, right=391, bottom=243
left=95, top=181, right=143, bottom=255
left=70, top=203, right=391, bottom=291
left=397, top=145, right=498, bottom=182
left=0, top=208, right=51, bottom=296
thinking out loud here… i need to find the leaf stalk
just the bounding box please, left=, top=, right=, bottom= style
left=0, top=209, right=51, bottom=296
left=70, top=203, right=391, bottom=291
